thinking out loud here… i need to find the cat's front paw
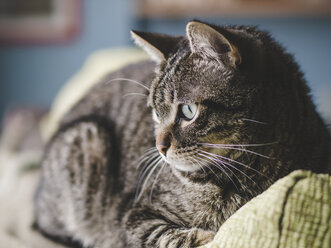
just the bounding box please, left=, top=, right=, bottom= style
left=194, top=229, right=216, bottom=247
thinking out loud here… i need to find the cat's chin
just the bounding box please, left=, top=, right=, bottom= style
left=173, top=163, right=200, bottom=172
left=161, top=155, right=201, bottom=172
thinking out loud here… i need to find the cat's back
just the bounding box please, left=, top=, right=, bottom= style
left=58, top=60, right=157, bottom=189
left=61, top=60, right=155, bottom=127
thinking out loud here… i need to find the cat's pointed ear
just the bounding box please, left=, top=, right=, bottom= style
left=186, top=21, right=241, bottom=67
left=130, top=30, right=181, bottom=64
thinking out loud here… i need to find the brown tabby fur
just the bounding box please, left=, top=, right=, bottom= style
left=34, top=21, right=331, bottom=248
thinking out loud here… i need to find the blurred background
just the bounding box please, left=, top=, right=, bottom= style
left=0, top=0, right=331, bottom=125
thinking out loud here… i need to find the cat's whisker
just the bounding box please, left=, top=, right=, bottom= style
left=212, top=158, right=244, bottom=186
left=140, top=158, right=163, bottom=198
left=142, top=147, right=159, bottom=155
left=136, top=157, right=163, bottom=202
left=241, top=118, right=268, bottom=125
left=219, top=160, right=259, bottom=191
left=136, top=148, right=159, bottom=168
left=198, top=143, right=272, bottom=159
left=107, top=78, right=150, bottom=91
left=136, top=154, right=155, bottom=169
left=202, top=151, right=259, bottom=191
left=137, top=148, right=158, bottom=160
left=216, top=160, right=250, bottom=201
left=199, top=149, right=253, bottom=172
left=198, top=142, right=277, bottom=147
left=137, top=161, right=154, bottom=184
left=197, top=154, right=225, bottom=177
left=148, top=162, right=166, bottom=202
left=136, top=148, right=156, bottom=163
left=139, top=153, right=160, bottom=175
left=199, top=149, right=270, bottom=180
left=136, top=150, right=156, bottom=165
left=122, top=92, right=148, bottom=98
left=136, top=155, right=161, bottom=189
left=219, top=146, right=271, bottom=159
left=190, top=157, right=207, bottom=174
left=135, top=158, right=161, bottom=203
left=193, top=156, right=223, bottom=184
left=198, top=152, right=240, bottom=193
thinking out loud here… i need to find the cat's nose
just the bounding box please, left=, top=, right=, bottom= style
left=157, top=143, right=170, bottom=156
left=156, top=133, right=171, bottom=156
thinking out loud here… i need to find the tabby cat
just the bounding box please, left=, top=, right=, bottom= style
left=34, top=21, right=331, bottom=248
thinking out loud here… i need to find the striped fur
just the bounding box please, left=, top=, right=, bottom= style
left=35, top=21, right=331, bottom=248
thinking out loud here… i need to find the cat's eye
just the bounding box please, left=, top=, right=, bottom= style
left=152, top=109, right=160, bottom=123
left=180, top=103, right=198, bottom=120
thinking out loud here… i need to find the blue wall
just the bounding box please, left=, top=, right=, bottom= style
left=1, top=0, right=330, bottom=122
left=0, top=0, right=133, bottom=120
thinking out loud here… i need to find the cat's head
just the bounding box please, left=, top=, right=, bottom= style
left=131, top=21, right=301, bottom=173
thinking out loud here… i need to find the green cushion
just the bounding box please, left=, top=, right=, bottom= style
left=200, top=170, right=331, bottom=248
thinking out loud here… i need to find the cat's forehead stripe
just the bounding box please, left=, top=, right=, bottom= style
left=152, top=49, right=191, bottom=108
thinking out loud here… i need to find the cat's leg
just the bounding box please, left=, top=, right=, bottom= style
left=124, top=207, right=216, bottom=248
left=34, top=117, right=117, bottom=247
